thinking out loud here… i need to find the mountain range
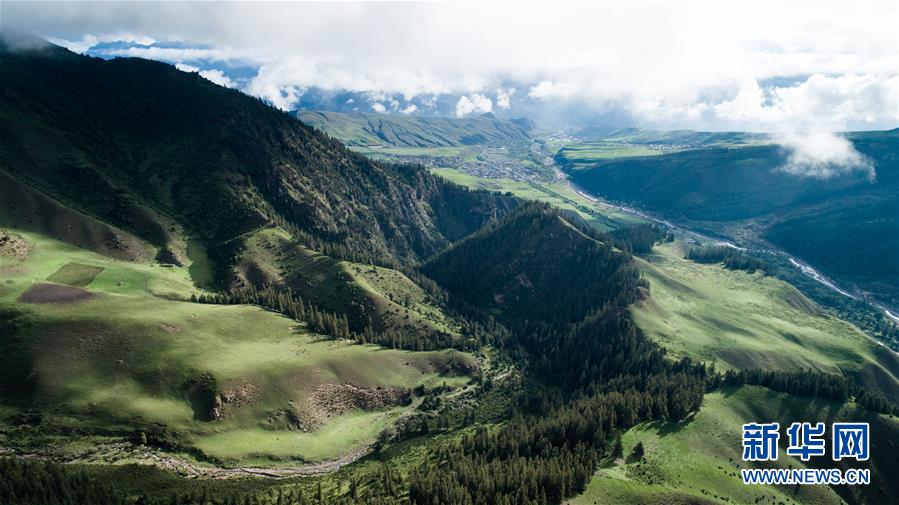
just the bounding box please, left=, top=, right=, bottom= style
left=1, top=35, right=897, bottom=505
left=295, top=110, right=536, bottom=148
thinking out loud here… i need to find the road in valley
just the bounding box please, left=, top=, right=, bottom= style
left=564, top=180, right=899, bottom=329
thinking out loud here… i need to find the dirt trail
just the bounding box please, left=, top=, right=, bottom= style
left=0, top=441, right=375, bottom=480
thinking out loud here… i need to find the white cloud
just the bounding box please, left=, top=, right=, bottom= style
left=775, top=132, right=874, bottom=180
left=708, top=74, right=898, bottom=132
left=245, top=70, right=302, bottom=110
left=455, top=94, right=493, bottom=117
left=421, top=95, right=437, bottom=109
left=400, top=104, right=417, bottom=114
left=175, top=62, right=234, bottom=88
left=496, top=87, right=515, bottom=109
left=528, top=81, right=579, bottom=100
left=48, top=33, right=156, bottom=54
left=199, top=69, right=235, bottom=88
left=9, top=2, right=898, bottom=129
left=371, top=102, right=386, bottom=113
left=175, top=62, right=200, bottom=73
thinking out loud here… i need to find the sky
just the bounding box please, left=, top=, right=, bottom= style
left=2, top=1, right=897, bottom=133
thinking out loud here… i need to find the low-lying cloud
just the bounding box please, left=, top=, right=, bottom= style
left=5, top=2, right=897, bottom=129
left=775, top=132, right=874, bottom=180
left=455, top=94, right=492, bottom=117
left=175, top=63, right=235, bottom=88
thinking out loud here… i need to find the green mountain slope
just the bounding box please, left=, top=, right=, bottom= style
left=563, top=130, right=899, bottom=305
left=423, top=202, right=637, bottom=327
left=230, top=226, right=464, bottom=344
left=571, top=386, right=899, bottom=505
left=633, top=242, right=899, bottom=399
left=0, top=38, right=516, bottom=286
left=0, top=230, right=473, bottom=466
left=295, top=110, right=534, bottom=148
left=0, top=35, right=501, bottom=470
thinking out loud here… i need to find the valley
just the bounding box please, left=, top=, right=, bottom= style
left=0, top=33, right=897, bottom=505
left=302, top=113, right=899, bottom=504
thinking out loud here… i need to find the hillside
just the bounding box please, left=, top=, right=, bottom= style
left=423, top=202, right=637, bottom=328
left=230, top=226, right=464, bottom=345
left=0, top=34, right=501, bottom=472
left=633, top=242, right=899, bottom=399
left=0, top=230, right=475, bottom=466
left=571, top=386, right=899, bottom=505
left=2, top=34, right=897, bottom=505
left=0, top=37, right=516, bottom=286
left=295, top=110, right=534, bottom=148
left=563, top=130, right=899, bottom=305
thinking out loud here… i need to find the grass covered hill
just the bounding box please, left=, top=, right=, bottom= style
left=633, top=242, right=899, bottom=399
left=2, top=34, right=898, bottom=505
left=564, top=130, right=899, bottom=305
left=0, top=230, right=473, bottom=467
left=0, top=36, right=516, bottom=286
left=570, top=385, right=899, bottom=505
left=295, top=110, right=534, bottom=148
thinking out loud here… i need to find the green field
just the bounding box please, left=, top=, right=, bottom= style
left=430, top=167, right=645, bottom=231
left=556, top=141, right=676, bottom=169
left=0, top=229, right=475, bottom=465
left=570, top=385, right=898, bottom=505
left=45, top=261, right=106, bottom=286
left=633, top=242, right=899, bottom=398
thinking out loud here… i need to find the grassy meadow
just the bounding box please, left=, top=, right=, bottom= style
left=556, top=141, right=677, bottom=169
left=430, top=167, right=645, bottom=231
left=632, top=242, right=899, bottom=398
left=234, top=226, right=465, bottom=338
left=569, top=385, right=898, bottom=505
left=0, top=229, right=475, bottom=466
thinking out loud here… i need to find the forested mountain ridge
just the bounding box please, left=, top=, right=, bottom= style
left=295, top=110, right=534, bottom=148
left=0, top=36, right=712, bottom=505
left=0, top=37, right=517, bottom=285
left=1, top=34, right=897, bottom=505
left=423, top=203, right=665, bottom=389
left=424, top=203, right=638, bottom=328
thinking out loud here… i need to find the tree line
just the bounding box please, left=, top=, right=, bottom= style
left=686, top=245, right=766, bottom=273
left=721, top=368, right=898, bottom=416
left=606, top=223, right=673, bottom=255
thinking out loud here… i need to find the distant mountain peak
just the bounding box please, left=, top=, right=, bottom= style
left=510, top=117, right=538, bottom=131
left=296, top=109, right=533, bottom=148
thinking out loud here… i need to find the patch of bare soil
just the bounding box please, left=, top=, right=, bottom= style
left=287, top=383, right=411, bottom=431
left=160, top=323, right=183, bottom=334
left=0, top=230, right=31, bottom=260
left=314, top=383, right=411, bottom=414
left=218, top=382, right=263, bottom=417
left=18, top=283, right=95, bottom=305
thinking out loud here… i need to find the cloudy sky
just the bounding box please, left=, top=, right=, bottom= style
left=3, top=1, right=897, bottom=131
